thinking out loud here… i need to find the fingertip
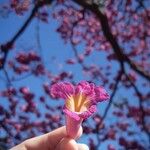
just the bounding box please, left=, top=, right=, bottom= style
left=56, top=138, right=78, bottom=150
left=77, top=143, right=89, bottom=150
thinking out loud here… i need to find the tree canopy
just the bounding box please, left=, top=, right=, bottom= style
left=0, top=0, right=150, bottom=149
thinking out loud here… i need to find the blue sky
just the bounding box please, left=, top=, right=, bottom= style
left=0, top=1, right=149, bottom=149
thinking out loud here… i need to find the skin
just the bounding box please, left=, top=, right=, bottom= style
left=10, top=126, right=89, bottom=150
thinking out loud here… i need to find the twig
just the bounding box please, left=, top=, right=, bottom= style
left=0, top=0, right=52, bottom=69
left=101, top=71, right=122, bottom=122
left=95, top=71, right=122, bottom=149
left=3, top=68, right=12, bottom=87
left=126, top=74, right=150, bottom=146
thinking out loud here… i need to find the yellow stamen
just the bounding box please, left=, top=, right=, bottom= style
left=66, top=94, right=91, bottom=113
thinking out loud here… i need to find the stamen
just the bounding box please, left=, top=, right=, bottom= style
left=66, top=94, right=91, bottom=113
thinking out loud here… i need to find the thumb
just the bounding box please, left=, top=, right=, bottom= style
left=55, top=126, right=83, bottom=150
left=55, top=138, right=89, bottom=150
left=55, top=138, right=78, bottom=150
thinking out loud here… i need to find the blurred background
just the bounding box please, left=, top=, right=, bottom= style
left=0, top=0, right=150, bottom=149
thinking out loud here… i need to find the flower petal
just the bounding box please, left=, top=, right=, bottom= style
left=75, top=81, right=91, bottom=94
left=94, top=86, right=110, bottom=102
left=50, top=82, right=74, bottom=99
left=63, top=107, right=80, bottom=121
left=75, top=81, right=95, bottom=101
left=79, top=105, right=97, bottom=119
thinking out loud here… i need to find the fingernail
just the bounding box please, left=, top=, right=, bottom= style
left=78, top=143, right=89, bottom=150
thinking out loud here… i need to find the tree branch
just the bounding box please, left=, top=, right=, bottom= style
left=126, top=74, right=150, bottom=145
left=101, top=71, right=122, bottom=123
left=74, top=0, right=150, bottom=82
left=95, top=71, right=122, bottom=149
left=0, top=0, right=52, bottom=69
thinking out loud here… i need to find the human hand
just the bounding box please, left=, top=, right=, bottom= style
left=10, top=126, right=89, bottom=150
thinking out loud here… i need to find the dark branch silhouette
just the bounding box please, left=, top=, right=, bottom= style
left=0, top=0, right=52, bottom=69
left=74, top=0, right=150, bottom=82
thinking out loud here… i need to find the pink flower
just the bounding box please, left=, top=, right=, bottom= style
left=50, top=81, right=109, bottom=138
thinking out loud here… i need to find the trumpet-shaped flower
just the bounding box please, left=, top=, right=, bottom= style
left=50, top=81, right=109, bottom=138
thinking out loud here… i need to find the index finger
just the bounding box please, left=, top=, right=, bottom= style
left=11, top=126, right=82, bottom=150
left=24, top=126, right=66, bottom=150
